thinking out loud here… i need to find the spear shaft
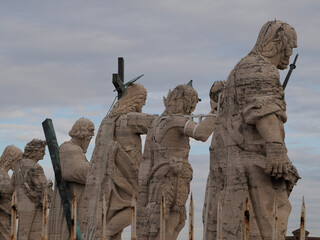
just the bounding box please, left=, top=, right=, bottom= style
left=282, top=54, right=299, bottom=90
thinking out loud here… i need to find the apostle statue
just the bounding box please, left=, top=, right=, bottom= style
left=12, top=139, right=52, bottom=240
left=84, top=83, right=156, bottom=240
left=137, top=84, right=215, bottom=240
left=48, top=117, right=95, bottom=240
left=0, top=145, right=23, bottom=240
left=203, top=20, right=300, bottom=239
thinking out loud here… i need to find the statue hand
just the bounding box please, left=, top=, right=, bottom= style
left=170, top=157, right=183, bottom=174
left=265, top=142, right=289, bottom=178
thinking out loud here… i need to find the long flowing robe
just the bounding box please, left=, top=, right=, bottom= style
left=0, top=170, right=12, bottom=240
left=84, top=112, right=155, bottom=239
left=48, top=141, right=90, bottom=240
left=12, top=159, right=50, bottom=240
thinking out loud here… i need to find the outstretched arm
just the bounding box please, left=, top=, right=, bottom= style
left=184, top=114, right=216, bottom=142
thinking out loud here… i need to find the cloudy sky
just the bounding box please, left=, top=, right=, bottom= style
left=1, top=0, right=319, bottom=238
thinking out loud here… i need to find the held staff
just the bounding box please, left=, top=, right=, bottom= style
left=282, top=53, right=299, bottom=90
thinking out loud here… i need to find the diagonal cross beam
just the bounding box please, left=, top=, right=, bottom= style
left=112, top=57, right=144, bottom=100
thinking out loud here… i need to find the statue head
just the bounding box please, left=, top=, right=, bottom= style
left=69, top=117, right=95, bottom=153
left=250, top=20, right=297, bottom=69
left=109, top=83, right=147, bottom=117
left=23, top=139, right=47, bottom=162
left=0, top=145, right=23, bottom=172
left=163, top=84, right=198, bottom=115
left=209, top=81, right=225, bottom=111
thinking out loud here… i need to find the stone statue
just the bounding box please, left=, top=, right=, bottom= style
left=0, top=145, right=23, bottom=240
left=11, top=139, right=53, bottom=240
left=202, top=81, right=226, bottom=240
left=137, top=84, right=216, bottom=240
left=203, top=20, right=300, bottom=240
left=84, top=83, right=156, bottom=240
left=48, top=118, right=95, bottom=240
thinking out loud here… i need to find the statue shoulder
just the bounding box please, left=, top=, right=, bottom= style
left=237, top=55, right=279, bottom=78
left=170, top=114, right=189, bottom=126
left=156, top=114, right=188, bottom=130
left=60, top=141, right=82, bottom=153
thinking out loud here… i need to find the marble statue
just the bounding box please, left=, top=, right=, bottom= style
left=137, top=84, right=216, bottom=240
left=84, top=83, right=156, bottom=240
left=48, top=118, right=95, bottom=240
left=203, top=20, right=300, bottom=240
left=0, top=145, right=23, bottom=240
left=12, top=139, right=53, bottom=240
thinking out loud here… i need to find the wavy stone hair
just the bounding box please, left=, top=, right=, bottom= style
left=250, top=20, right=297, bottom=58
left=0, top=145, right=23, bottom=171
left=109, top=83, right=147, bottom=118
left=163, top=84, right=198, bottom=115
left=69, top=118, right=95, bottom=139
left=23, top=139, right=47, bottom=159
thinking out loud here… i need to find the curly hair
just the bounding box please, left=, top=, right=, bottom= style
left=250, top=20, right=297, bottom=58
left=163, top=84, right=198, bottom=115
left=69, top=117, right=95, bottom=139
left=0, top=145, right=23, bottom=171
left=109, top=83, right=147, bottom=118
left=23, top=139, right=47, bottom=159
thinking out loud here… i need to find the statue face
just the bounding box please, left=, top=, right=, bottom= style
left=136, top=95, right=146, bottom=113
left=277, top=34, right=297, bottom=70
left=210, top=98, right=217, bottom=111
left=35, top=147, right=46, bottom=161
left=277, top=47, right=292, bottom=70
left=170, top=98, right=197, bottom=115
left=81, top=127, right=95, bottom=153
left=169, top=98, right=185, bottom=114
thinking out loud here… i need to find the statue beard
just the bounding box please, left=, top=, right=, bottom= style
left=81, top=138, right=91, bottom=153
left=278, top=56, right=290, bottom=70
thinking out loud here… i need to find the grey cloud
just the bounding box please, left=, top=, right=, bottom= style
left=1, top=1, right=320, bottom=237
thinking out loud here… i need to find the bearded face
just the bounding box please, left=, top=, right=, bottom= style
left=277, top=45, right=294, bottom=70
left=81, top=128, right=94, bottom=153
left=81, top=137, right=92, bottom=153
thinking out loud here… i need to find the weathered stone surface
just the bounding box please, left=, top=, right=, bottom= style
left=12, top=139, right=52, bottom=240
left=137, top=84, right=215, bottom=240
left=203, top=20, right=300, bottom=240
left=48, top=118, right=94, bottom=240
left=84, top=83, right=156, bottom=240
left=0, top=145, right=22, bottom=240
